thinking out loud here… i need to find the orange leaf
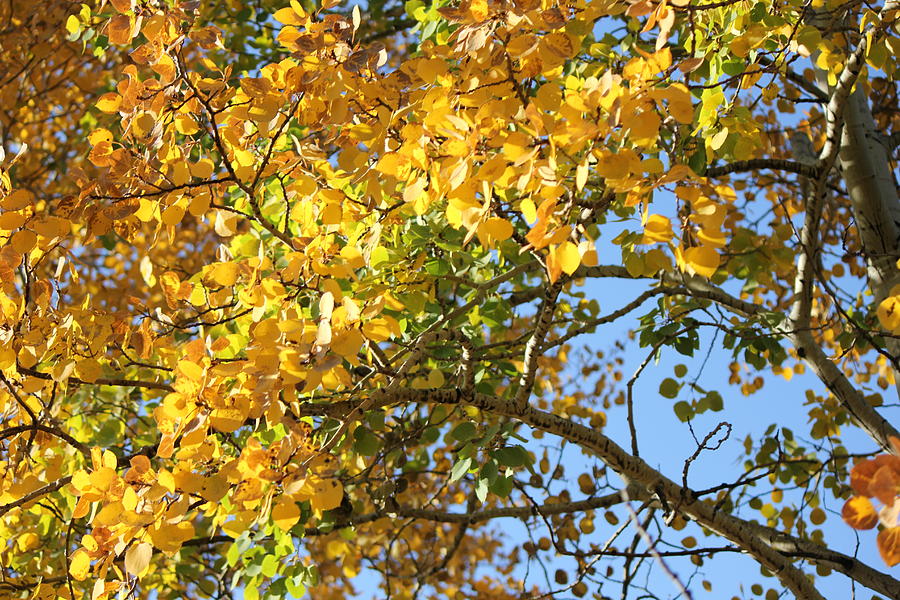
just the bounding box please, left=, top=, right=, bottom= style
left=841, top=496, right=878, bottom=530
left=525, top=199, right=557, bottom=250
left=546, top=244, right=563, bottom=284
left=871, top=464, right=900, bottom=506
left=107, top=14, right=134, bottom=45
left=851, top=458, right=880, bottom=496
left=878, top=527, right=900, bottom=566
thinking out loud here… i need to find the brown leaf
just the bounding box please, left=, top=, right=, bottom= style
left=625, top=0, right=654, bottom=18
left=878, top=527, right=900, bottom=566
left=678, top=57, right=705, bottom=73
left=541, top=7, right=567, bottom=29
left=109, top=0, right=134, bottom=12
left=107, top=14, right=135, bottom=45
left=438, top=5, right=468, bottom=22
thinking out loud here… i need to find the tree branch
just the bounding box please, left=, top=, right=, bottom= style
left=0, top=475, right=72, bottom=517
left=704, top=158, right=822, bottom=179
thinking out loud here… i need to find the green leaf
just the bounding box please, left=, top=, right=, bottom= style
left=492, top=446, right=530, bottom=468
left=490, top=475, right=513, bottom=498
left=659, top=378, right=680, bottom=399
left=286, top=576, right=306, bottom=599
left=353, top=427, right=380, bottom=456
left=480, top=459, right=498, bottom=484
left=475, top=476, right=489, bottom=504
left=451, top=422, right=477, bottom=442
left=449, top=457, right=472, bottom=483
left=261, top=554, right=279, bottom=578
left=673, top=401, right=693, bottom=422
left=226, top=542, right=242, bottom=567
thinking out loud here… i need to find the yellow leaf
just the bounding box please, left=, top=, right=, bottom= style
left=210, top=407, right=245, bottom=433
left=579, top=239, right=599, bottom=267
left=89, top=467, right=117, bottom=492
left=200, top=473, right=230, bottom=502
left=576, top=161, right=589, bottom=191
left=878, top=527, right=900, bottom=567
left=272, top=496, right=301, bottom=531
left=204, top=261, right=240, bottom=287
left=0, top=211, right=27, bottom=230
left=0, top=189, right=33, bottom=210
left=88, top=128, right=113, bottom=146
left=683, top=246, right=720, bottom=278
left=17, top=532, right=39, bottom=552
left=274, top=6, right=305, bottom=25
left=175, top=114, right=199, bottom=135
left=10, top=229, right=37, bottom=254
left=178, top=360, right=205, bottom=381
left=477, top=217, right=513, bottom=248
left=558, top=241, right=581, bottom=275
left=95, top=93, right=122, bottom=113
left=132, top=112, right=156, bottom=138
left=110, top=0, right=134, bottom=12
left=71, top=470, right=91, bottom=492
left=641, top=214, right=673, bottom=244
left=520, top=197, right=537, bottom=223
left=149, top=521, right=194, bottom=554
left=469, top=0, right=488, bottom=20
left=161, top=204, right=185, bottom=226
left=190, top=159, right=215, bottom=180
left=665, top=85, right=694, bottom=124
left=877, top=295, right=900, bottom=333
left=66, top=15, right=81, bottom=35
left=69, top=549, right=91, bottom=581
left=157, top=469, right=176, bottom=492
left=122, top=486, right=138, bottom=511
left=696, top=227, right=726, bottom=248
left=75, top=359, right=103, bottom=383
left=310, top=479, right=343, bottom=511
left=124, top=542, right=153, bottom=577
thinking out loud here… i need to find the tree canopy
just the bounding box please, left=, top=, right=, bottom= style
left=1, top=0, right=900, bottom=598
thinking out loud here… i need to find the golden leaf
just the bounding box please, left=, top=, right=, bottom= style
left=310, top=479, right=343, bottom=511
left=95, top=93, right=122, bottom=113
left=272, top=496, right=301, bottom=531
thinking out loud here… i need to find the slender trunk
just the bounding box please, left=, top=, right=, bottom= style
left=838, top=87, right=900, bottom=404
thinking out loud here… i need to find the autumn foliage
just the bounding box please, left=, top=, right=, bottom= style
left=2, top=0, right=900, bottom=598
